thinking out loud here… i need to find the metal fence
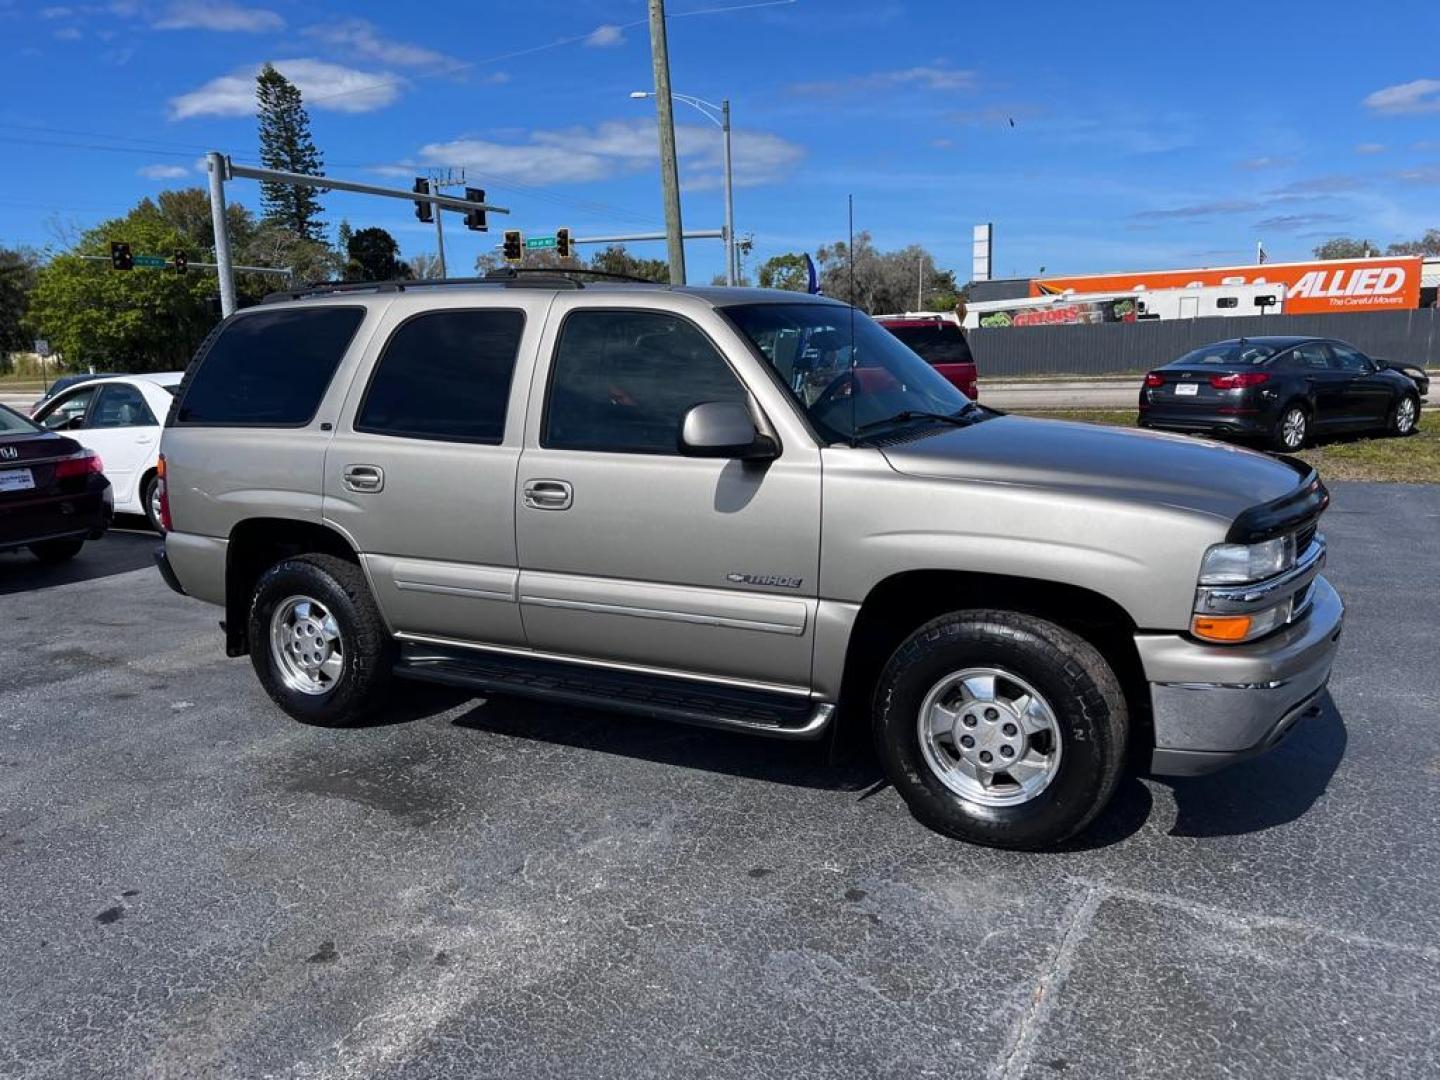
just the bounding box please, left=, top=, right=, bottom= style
left=968, top=308, right=1440, bottom=377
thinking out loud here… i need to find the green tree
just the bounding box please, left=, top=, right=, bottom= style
left=815, top=232, right=956, bottom=313
left=588, top=245, right=669, bottom=282
left=27, top=200, right=223, bottom=371
left=0, top=246, right=39, bottom=359
left=758, top=252, right=811, bottom=291
left=1386, top=229, right=1440, bottom=256
left=256, top=63, right=326, bottom=241
left=1312, top=237, right=1377, bottom=260
left=345, top=227, right=410, bottom=282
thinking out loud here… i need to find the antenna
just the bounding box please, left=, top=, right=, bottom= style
left=848, top=193, right=857, bottom=447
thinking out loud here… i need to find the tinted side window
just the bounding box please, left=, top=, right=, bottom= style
left=544, top=310, right=747, bottom=454
left=175, top=307, right=364, bottom=426
left=1286, top=344, right=1331, bottom=372
left=90, top=384, right=156, bottom=429
left=1329, top=344, right=1370, bottom=373
left=356, top=310, right=525, bottom=444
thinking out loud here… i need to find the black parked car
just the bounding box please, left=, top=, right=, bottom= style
left=1139, top=336, right=1424, bottom=451
left=0, top=403, right=113, bottom=563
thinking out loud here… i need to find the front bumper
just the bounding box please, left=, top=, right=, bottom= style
left=1140, top=575, right=1344, bottom=776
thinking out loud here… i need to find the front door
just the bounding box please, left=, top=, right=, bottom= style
left=514, top=304, right=822, bottom=691
left=1328, top=343, right=1393, bottom=426
left=79, top=382, right=159, bottom=508
left=323, top=297, right=548, bottom=647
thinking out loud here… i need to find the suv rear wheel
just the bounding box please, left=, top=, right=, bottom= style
left=247, top=554, right=394, bottom=726
left=873, top=610, right=1128, bottom=850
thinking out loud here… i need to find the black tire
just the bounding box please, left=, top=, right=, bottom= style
left=873, top=610, right=1128, bottom=850
left=28, top=538, right=85, bottom=564
left=141, top=472, right=163, bottom=533
left=1388, top=392, right=1420, bottom=437
left=1272, top=403, right=1309, bottom=452
left=247, top=554, right=395, bottom=727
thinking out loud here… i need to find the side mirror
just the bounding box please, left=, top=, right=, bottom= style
left=679, top=401, right=778, bottom=460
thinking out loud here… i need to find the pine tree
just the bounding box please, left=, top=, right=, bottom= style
left=256, top=63, right=327, bottom=241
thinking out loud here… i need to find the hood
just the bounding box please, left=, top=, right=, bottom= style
left=879, top=415, right=1305, bottom=523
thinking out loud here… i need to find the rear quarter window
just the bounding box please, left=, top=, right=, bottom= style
left=173, top=307, right=365, bottom=426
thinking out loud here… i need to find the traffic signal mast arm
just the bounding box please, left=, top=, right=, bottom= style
left=221, top=158, right=509, bottom=217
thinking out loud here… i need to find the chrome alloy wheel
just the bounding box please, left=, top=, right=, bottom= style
left=148, top=482, right=164, bottom=530
left=1396, top=396, right=1418, bottom=434
left=917, top=668, right=1063, bottom=807
left=269, top=595, right=344, bottom=696
left=1281, top=407, right=1307, bottom=449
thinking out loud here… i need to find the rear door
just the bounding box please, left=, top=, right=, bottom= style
left=513, top=298, right=822, bottom=691
left=1284, top=342, right=1346, bottom=430
left=78, top=382, right=158, bottom=509
left=322, top=294, right=549, bottom=646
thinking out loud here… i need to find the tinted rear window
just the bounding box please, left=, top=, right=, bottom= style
left=882, top=322, right=974, bottom=365
left=356, top=310, right=525, bottom=444
left=1172, top=342, right=1277, bottom=367
left=175, top=307, right=364, bottom=426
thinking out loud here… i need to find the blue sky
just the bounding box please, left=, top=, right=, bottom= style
left=2, top=0, right=1438, bottom=284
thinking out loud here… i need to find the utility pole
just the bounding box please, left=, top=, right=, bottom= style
left=648, top=0, right=686, bottom=285
left=721, top=99, right=735, bottom=286
left=206, top=152, right=237, bottom=318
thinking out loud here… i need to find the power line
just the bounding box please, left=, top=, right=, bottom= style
left=300, top=0, right=799, bottom=108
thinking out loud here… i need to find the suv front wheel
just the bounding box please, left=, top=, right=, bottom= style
left=247, top=554, right=395, bottom=726
left=873, top=610, right=1128, bottom=850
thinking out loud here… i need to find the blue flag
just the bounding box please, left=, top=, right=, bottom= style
left=804, top=252, right=821, bottom=294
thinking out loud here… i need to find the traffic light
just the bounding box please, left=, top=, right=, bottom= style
left=174, top=250, right=188, bottom=275
left=463, top=188, right=487, bottom=232
left=502, top=230, right=523, bottom=264
left=555, top=227, right=573, bottom=259
left=110, top=241, right=133, bottom=271
left=413, top=177, right=433, bottom=223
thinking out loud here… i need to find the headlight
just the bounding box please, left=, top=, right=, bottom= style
left=1198, top=535, right=1296, bottom=585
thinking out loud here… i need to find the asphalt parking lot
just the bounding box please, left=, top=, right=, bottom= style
left=3, top=487, right=1439, bottom=1080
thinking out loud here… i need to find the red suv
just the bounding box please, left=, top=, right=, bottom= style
left=874, top=316, right=979, bottom=399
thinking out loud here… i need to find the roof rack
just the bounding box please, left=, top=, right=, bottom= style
left=261, top=267, right=665, bottom=304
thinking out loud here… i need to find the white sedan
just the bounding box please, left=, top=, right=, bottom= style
left=33, top=373, right=183, bottom=531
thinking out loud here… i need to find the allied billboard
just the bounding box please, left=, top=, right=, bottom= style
left=1030, top=256, right=1422, bottom=315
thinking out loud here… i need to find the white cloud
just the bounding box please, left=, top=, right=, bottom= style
left=138, top=163, right=190, bottom=179
left=410, top=118, right=804, bottom=189
left=303, top=18, right=459, bottom=69
left=1237, top=155, right=1292, bottom=170
left=791, top=64, right=976, bottom=96
left=53, top=26, right=81, bottom=39
left=1354, top=142, right=1387, bottom=155
left=39, top=6, right=73, bottom=17
left=155, top=2, right=284, bottom=33
left=1363, top=79, right=1440, bottom=115
left=584, top=24, right=625, bottom=48
left=169, top=59, right=401, bottom=119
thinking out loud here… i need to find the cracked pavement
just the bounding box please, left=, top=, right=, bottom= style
left=2, top=483, right=1438, bottom=1079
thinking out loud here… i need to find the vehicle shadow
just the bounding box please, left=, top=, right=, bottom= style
left=1155, top=691, right=1346, bottom=838
left=0, top=523, right=157, bottom=597
left=449, top=693, right=880, bottom=793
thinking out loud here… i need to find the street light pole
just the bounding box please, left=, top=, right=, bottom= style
left=630, top=90, right=736, bottom=286
left=647, top=0, right=686, bottom=285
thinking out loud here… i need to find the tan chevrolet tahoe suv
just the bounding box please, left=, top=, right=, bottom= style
left=154, top=273, right=1343, bottom=849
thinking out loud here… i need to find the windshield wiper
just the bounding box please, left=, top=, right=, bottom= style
left=854, top=403, right=979, bottom=436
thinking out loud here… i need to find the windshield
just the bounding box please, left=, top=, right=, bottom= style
left=0, top=404, right=40, bottom=435
left=1173, top=342, right=1277, bottom=367
left=724, top=302, right=972, bottom=443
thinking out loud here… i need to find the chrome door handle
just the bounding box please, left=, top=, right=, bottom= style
left=343, top=464, right=385, bottom=493
left=523, top=478, right=573, bottom=510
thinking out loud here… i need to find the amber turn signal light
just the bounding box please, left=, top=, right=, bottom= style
left=1191, top=613, right=1254, bottom=643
